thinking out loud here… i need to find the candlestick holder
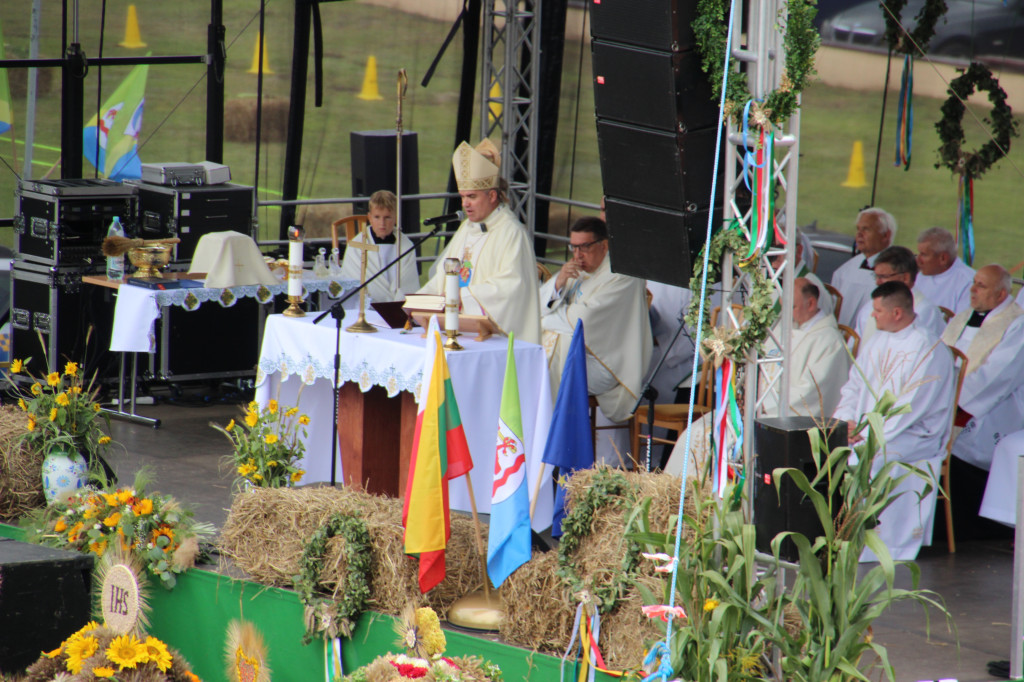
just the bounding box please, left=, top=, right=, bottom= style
left=443, top=325, right=464, bottom=351
left=283, top=294, right=305, bottom=318
left=346, top=312, right=376, bottom=333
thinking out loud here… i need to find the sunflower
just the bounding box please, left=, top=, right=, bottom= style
left=151, top=526, right=175, bottom=551
left=64, top=634, right=99, bottom=673
left=93, top=403, right=102, bottom=412
left=103, top=512, right=122, bottom=527
left=267, top=399, right=279, bottom=414
left=704, top=598, right=720, bottom=612
left=299, top=414, right=310, bottom=426
left=291, top=470, right=305, bottom=483
left=285, top=406, right=299, bottom=417
left=54, top=517, right=68, bottom=532
left=30, top=382, right=41, bottom=395
left=43, top=645, right=63, bottom=658
left=225, top=419, right=236, bottom=431
left=245, top=411, right=258, bottom=428
left=141, top=636, right=173, bottom=671
left=106, top=634, right=146, bottom=670
left=88, top=539, right=108, bottom=556
left=17, top=398, right=26, bottom=411
left=47, top=371, right=61, bottom=387
left=93, top=666, right=116, bottom=678
left=71, top=386, right=83, bottom=395
left=26, top=415, right=36, bottom=431
left=64, top=361, right=79, bottom=376
left=99, top=435, right=112, bottom=445
left=56, top=392, right=70, bottom=407
left=248, top=400, right=259, bottom=412
left=10, top=358, right=23, bottom=373
left=264, top=433, right=278, bottom=445
left=67, top=521, right=85, bottom=543
left=133, top=498, right=154, bottom=515
left=117, top=489, right=134, bottom=504
left=49, top=407, right=59, bottom=421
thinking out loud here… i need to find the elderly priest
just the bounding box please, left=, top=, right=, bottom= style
left=834, top=281, right=955, bottom=561
left=944, top=264, right=1024, bottom=470
left=418, top=139, right=541, bottom=344
left=540, top=216, right=652, bottom=464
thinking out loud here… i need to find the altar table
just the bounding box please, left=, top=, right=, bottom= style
left=255, top=314, right=555, bottom=531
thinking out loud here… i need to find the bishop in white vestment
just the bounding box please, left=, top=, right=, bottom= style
left=340, top=191, right=419, bottom=302
left=418, top=139, right=541, bottom=344
left=833, top=281, right=955, bottom=561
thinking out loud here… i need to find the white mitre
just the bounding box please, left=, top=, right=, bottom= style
left=452, top=139, right=501, bottom=191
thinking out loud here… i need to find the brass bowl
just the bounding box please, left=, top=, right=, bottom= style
left=128, top=245, right=173, bottom=278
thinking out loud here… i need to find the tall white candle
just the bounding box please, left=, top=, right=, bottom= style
left=444, top=258, right=461, bottom=333
left=288, top=233, right=303, bottom=298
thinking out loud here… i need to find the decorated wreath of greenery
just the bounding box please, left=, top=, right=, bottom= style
left=881, top=0, right=947, bottom=55
left=935, top=62, right=1019, bottom=179
left=556, top=467, right=642, bottom=615
left=693, top=0, right=819, bottom=127
left=292, top=512, right=373, bottom=643
left=685, top=226, right=779, bottom=364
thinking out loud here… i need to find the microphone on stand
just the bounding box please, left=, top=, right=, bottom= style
left=423, top=210, right=465, bottom=226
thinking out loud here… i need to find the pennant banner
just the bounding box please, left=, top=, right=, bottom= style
left=83, top=63, right=148, bottom=180
left=0, top=18, right=12, bottom=136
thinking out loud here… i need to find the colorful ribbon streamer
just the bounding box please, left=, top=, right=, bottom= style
left=894, top=53, right=914, bottom=170
left=324, top=637, right=343, bottom=681
left=957, top=174, right=975, bottom=265
left=712, top=359, right=743, bottom=499
left=740, top=105, right=777, bottom=260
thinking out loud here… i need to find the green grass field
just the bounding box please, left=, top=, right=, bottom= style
left=1, top=1, right=1022, bottom=271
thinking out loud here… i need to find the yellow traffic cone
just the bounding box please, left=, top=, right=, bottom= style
left=357, top=56, right=384, bottom=101
left=248, top=32, right=274, bottom=75
left=488, top=80, right=503, bottom=124
left=841, top=140, right=867, bottom=188
left=119, top=5, right=147, bottom=49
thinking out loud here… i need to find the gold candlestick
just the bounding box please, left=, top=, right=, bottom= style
left=283, top=294, right=305, bottom=317
left=443, top=325, right=463, bottom=351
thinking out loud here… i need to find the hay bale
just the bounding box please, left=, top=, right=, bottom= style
left=0, top=405, right=44, bottom=522
left=218, top=486, right=484, bottom=617
left=298, top=203, right=351, bottom=241
left=224, top=97, right=289, bottom=143
left=499, top=551, right=575, bottom=653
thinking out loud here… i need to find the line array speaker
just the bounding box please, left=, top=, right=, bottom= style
left=350, top=130, right=421, bottom=236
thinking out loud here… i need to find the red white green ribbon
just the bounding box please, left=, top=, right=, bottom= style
left=742, top=104, right=778, bottom=260
left=712, top=358, right=743, bottom=498
left=894, top=53, right=914, bottom=170
left=957, top=174, right=975, bottom=265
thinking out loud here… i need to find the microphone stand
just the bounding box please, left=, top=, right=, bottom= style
left=312, top=222, right=447, bottom=486
left=630, top=314, right=695, bottom=472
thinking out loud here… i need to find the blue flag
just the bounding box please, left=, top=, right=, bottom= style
left=540, top=320, right=594, bottom=536
left=0, top=18, right=12, bottom=137
left=83, top=64, right=148, bottom=180
left=486, top=333, right=532, bottom=587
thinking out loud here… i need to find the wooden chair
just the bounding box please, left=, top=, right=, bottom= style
left=939, top=306, right=955, bottom=323
left=588, top=395, right=631, bottom=456
left=823, top=283, right=843, bottom=322
left=710, top=303, right=745, bottom=328
left=811, top=250, right=820, bottom=273
left=330, top=215, right=369, bottom=251
left=537, top=262, right=552, bottom=283
left=939, top=346, right=969, bottom=553
left=838, top=323, right=860, bottom=357
left=630, top=350, right=715, bottom=459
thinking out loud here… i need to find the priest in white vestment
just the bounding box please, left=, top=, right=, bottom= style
left=761, top=278, right=850, bottom=418
left=771, top=239, right=834, bottom=318
left=944, top=264, right=1024, bottom=470
left=833, top=281, right=955, bottom=561
left=418, top=139, right=541, bottom=344
left=853, top=246, right=945, bottom=345
left=914, top=227, right=975, bottom=314
left=979, top=429, right=1024, bottom=526
left=340, top=190, right=419, bottom=302
left=830, top=208, right=896, bottom=327
left=540, top=216, right=653, bottom=464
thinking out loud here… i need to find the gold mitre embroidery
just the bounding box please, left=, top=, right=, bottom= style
left=452, top=139, right=500, bottom=191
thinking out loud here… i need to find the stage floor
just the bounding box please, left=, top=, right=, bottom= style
left=101, top=394, right=1014, bottom=682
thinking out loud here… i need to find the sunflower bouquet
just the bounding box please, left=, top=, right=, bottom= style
left=26, top=473, right=214, bottom=589
left=7, top=358, right=112, bottom=463
left=22, top=621, right=202, bottom=682
left=212, top=400, right=309, bottom=489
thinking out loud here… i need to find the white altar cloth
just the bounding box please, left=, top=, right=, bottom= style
left=255, top=314, right=555, bottom=531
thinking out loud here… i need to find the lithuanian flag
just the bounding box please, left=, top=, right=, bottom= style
left=402, top=330, right=474, bottom=593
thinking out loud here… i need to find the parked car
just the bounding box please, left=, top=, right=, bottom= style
left=819, top=0, right=1024, bottom=59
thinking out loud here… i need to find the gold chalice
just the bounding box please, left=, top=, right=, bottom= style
left=127, top=244, right=173, bottom=278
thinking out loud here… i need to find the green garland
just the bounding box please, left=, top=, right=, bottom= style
left=685, top=227, right=779, bottom=363
left=935, top=62, right=1019, bottom=179
left=881, top=0, right=947, bottom=55
left=556, top=468, right=642, bottom=615
left=293, top=512, right=373, bottom=644
left=693, top=0, right=819, bottom=127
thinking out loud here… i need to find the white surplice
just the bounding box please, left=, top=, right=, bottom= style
left=760, top=310, right=851, bottom=418
left=340, top=231, right=419, bottom=303
left=944, top=299, right=1024, bottom=470
left=539, top=257, right=652, bottom=425
left=915, top=259, right=975, bottom=314
left=833, top=320, right=955, bottom=561
left=979, top=429, right=1024, bottom=527
left=853, top=287, right=946, bottom=346
left=419, top=205, right=541, bottom=345
left=830, top=252, right=878, bottom=327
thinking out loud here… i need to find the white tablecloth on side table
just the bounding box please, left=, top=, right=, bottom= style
left=255, top=314, right=555, bottom=531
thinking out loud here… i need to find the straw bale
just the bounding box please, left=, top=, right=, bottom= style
left=0, top=405, right=44, bottom=522
left=298, top=203, right=351, bottom=241
left=498, top=551, right=575, bottom=652
left=224, top=97, right=289, bottom=143
left=218, top=486, right=484, bottom=617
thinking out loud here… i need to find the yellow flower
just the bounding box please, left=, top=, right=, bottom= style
left=106, top=633, right=146, bottom=670
left=26, top=415, right=36, bottom=431
left=64, top=634, right=99, bottom=673
left=415, top=607, right=447, bottom=656
left=133, top=498, right=153, bottom=515
left=267, top=399, right=279, bottom=414
left=151, top=526, right=175, bottom=551
left=47, top=371, right=61, bottom=387
left=56, top=392, right=70, bottom=406
left=299, top=414, right=310, bottom=425
left=17, top=398, right=26, bottom=411
left=291, top=470, right=305, bottom=483
left=252, top=473, right=264, bottom=482
left=116, top=489, right=134, bottom=504
left=93, top=666, right=117, bottom=678
left=264, top=433, right=279, bottom=445
left=64, top=361, right=79, bottom=376
left=71, top=386, right=83, bottom=395
left=142, top=636, right=173, bottom=671
left=43, top=645, right=63, bottom=658
left=93, top=403, right=101, bottom=413
left=245, top=411, right=258, bottom=428
left=285, top=407, right=299, bottom=417
left=30, top=382, right=41, bottom=395
left=248, top=400, right=259, bottom=412
left=703, top=598, right=720, bottom=612
left=83, top=507, right=98, bottom=520
left=184, top=671, right=201, bottom=682
left=225, top=419, right=235, bottom=431
left=103, top=493, right=119, bottom=507
left=10, top=358, right=23, bottom=374
left=88, top=539, right=108, bottom=556
left=103, top=512, right=122, bottom=527
left=99, top=435, right=112, bottom=445
left=54, top=518, right=68, bottom=532
left=67, top=521, right=85, bottom=543
left=268, top=460, right=278, bottom=467
left=49, top=407, right=58, bottom=422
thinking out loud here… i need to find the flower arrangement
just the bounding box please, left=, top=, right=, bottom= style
left=212, top=400, right=308, bottom=489
left=22, top=621, right=202, bottom=682
left=7, top=358, right=112, bottom=463
left=25, top=472, right=214, bottom=589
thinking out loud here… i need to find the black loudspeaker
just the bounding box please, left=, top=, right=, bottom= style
left=0, top=538, right=93, bottom=673
left=350, top=130, right=420, bottom=235
left=590, top=0, right=724, bottom=287
left=753, top=416, right=848, bottom=562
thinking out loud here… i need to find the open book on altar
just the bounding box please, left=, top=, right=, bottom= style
left=402, top=292, right=486, bottom=317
